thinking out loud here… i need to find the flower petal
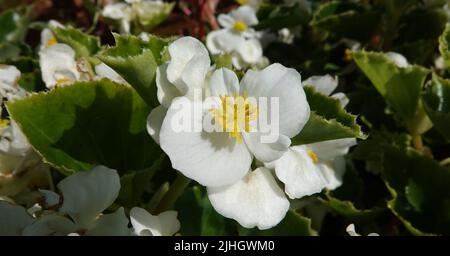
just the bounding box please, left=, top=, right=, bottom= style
left=307, top=138, right=357, bottom=162
left=58, top=166, right=120, bottom=227
left=23, top=214, right=76, bottom=236
left=217, top=14, right=235, bottom=28
left=39, top=43, right=79, bottom=88
left=130, top=207, right=180, bottom=236
left=207, top=167, right=289, bottom=230
left=386, top=52, right=409, bottom=68
left=331, top=92, right=349, bottom=107
left=242, top=132, right=291, bottom=163
left=209, top=68, right=240, bottom=97
left=156, top=63, right=181, bottom=108
left=317, top=156, right=346, bottom=190
left=147, top=105, right=167, bottom=144
left=302, top=75, right=338, bottom=96
left=159, top=97, right=252, bottom=187
left=230, top=6, right=258, bottom=26
left=86, top=207, right=130, bottom=236
left=95, top=63, right=127, bottom=85
left=273, top=146, right=327, bottom=199
left=0, top=201, right=33, bottom=235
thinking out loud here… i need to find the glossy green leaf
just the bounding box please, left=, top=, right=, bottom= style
left=98, top=34, right=170, bottom=107
left=51, top=26, right=101, bottom=58
left=238, top=210, right=317, bottom=236
left=422, top=74, right=450, bottom=142
left=292, top=86, right=366, bottom=145
left=352, top=51, right=431, bottom=134
left=7, top=80, right=160, bottom=175
left=323, top=195, right=385, bottom=223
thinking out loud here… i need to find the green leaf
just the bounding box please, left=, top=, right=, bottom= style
left=256, top=3, right=311, bottom=30
left=7, top=80, right=160, bottom=175
left=51, top=26, right=101, bottom=58
left=98, top=34, right=170, bottom=107
left=439, top=23, right=450, bottom=71
left=238, top=210, right=317, bottom=236
left=175, top=186, right=233, bottom=236
left=311, top=1, right=380, bottom=41
left=322, top=195, right=385, bottom=223
left=292, top=86, right=366, bottom=145
left=0, top=7, right=30, bottom=44
left=352, top=51, right=431, bottom=134
left=383, top=146, right=450, bottom=235
left=422, top=74, right=450, bottom=142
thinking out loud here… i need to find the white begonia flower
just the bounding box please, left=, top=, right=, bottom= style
left=207, top=167, right=289, bottom=230
left=102, top=2, right=133, bottom=34
left=346, top=223, right=379, bottom=236
left=303, top=75, right=349, bottom=107
left=23, top=166, right=130, bottom=236
left=385, top=52, right=409, bottom=68
left=95, top=62, right=127, bottom=85
left=207, top=6, right=263, bottom=70
left=39, top=43, right=80, bottom=89
left=159, top=64, right=310, bottom=188
left=130, top=207, right=180, bottom=236
left=0, top=201, right=33, bottom=235
left=39, top=20, right=64, bottom=50
left=0, top=65, right=27, bottom=101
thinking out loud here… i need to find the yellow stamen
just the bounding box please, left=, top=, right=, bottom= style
left=47, top=37, right=57, bottom=46
left=55, top=77, right=72, bottom=86
left=233, top=20, right=248, bottom=32
left=236, top=0, right=249, bottom=5
left=307, top=150, right=319, bottom=163
left=0, top=119, right=10, bottom=129
left=344, top=49, right=353, bottom=62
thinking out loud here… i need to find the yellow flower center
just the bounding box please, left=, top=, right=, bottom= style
left=236, top=0, right=249, bottom=5
left=344, top=49, right=353, bottom=62
left=210, top=93, right=258, bottom=143
left=47, top=37, right=57, bottom=47
left=233, top=20, right=248, bottom=32
left=0, top=119, right=10, bottom=129
left=55, top=77, right=72, bottom=86
left=307, top=150, right=319, bottom=163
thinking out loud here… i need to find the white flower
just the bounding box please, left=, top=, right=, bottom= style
left=95, top=62, right=127, bottom=85
left=346, top=223, right=379, bottom=236
left=0, top=201, right=33, bottom=235
left=0, top=65, right=27, bottom=101
left=207, top=167, right=289, bottom=230
left=236, top=0, right=262, bottom=9
left=130, top=207, right=180, bottom=236
left=385, top=52, right=409, bottom=68
left=23, top=166, right=130, bottom=236
left=159, top=64, right=310, bottom=188
left=102, top=2, right=133, bottom=34
left=303, top=75, right=349, bottom=107
left=39, top=20, right=64, bottom=50
left=206, top=6, right=263, bottom=69
left=39, top=43, right=80, bottom=89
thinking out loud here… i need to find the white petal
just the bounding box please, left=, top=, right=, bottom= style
left=23, top=214, right=76, bottom=236
left=102, top=3, right=130, bottom=20
left=385, top=52, right=409, bottom=68
left=302, top=75, right=338, bottom=96
left=346, top=223, right=360, bottom=236
left=209, top=68, right=240, bottom=96
left=206, top=29, right=242, bottom=55
left=240, top=63, right=310, bottom=138
left=217, top=14, right=235, bottom=28
left=147, top=105, right=167, bottom=144
left=159, top=97, right=252, bottom=187
left=86, top=208, right=130, bottom=236
left=166, top=37, right=210, bottom=95
left=242, top=132, right=291, bottom=163
left=207, top=167, right=289, bottom=230
left=230, top=6, right=258, bottom=26
left=156, top=63, right=181, bottom=108
left=58, top=166, right=120, bottom=227
left=130, top=207, right=180, bottom=236
left=95, top=63, right=127, bottom=85
left=39, top=43, right=79, bottom=88
left=318, top=156, right=346, bottom=190
left=237, top=39, right=262, bottom=64
left=273, top=146, right=327, bottom=199
left=307, top=138, right=357, bottom=162
left=39, top=189, right=60, bottom=208
left=331, top=92, right=349, bottom=107
left=0, top=201, right=33, bottom=235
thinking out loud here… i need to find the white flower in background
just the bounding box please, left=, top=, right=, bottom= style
left=207, top=167, right=289, bottom=230
left=159, top=64, right=310, bottom=188
left=39, top=20, right=64, bottom=50
left=130, top=207, right=180, bottom=236
left=303, top=75, right=349, bottom=106
left=385, top=52, right=409, bottom=68
left=0, top=201, right=33, bottom=235
left=102, top=1, right=133, bottom=34
left=94, top=63, right=127, bottom=85
left=206, top=6, right=263, bottom=69
left=147, top=37, right=211, bottom=143
left=236, top=0, right=262, bottom=9
left=0, top=65, right=27, bottom=101
left=23, top=166, right=130, bottom=236
left=346, top=223, right=379, bottom=236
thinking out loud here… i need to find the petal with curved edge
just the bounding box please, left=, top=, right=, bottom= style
left=302, top=75, right=338, bottom=96
left=207, top=167, right=289, bottom=230
left=156, top=63, right=181, bottom=108
left=23, top=214, right=76, bottom=236
left=147, top=105, right=167, bottom=144
left=242, top=132, right=291, bottom=163
left=217, top=14, right=235, bottom=28
left=318, top=156, right=346, bottom=190
left=238, top=39, right=262, bottom=64
left=385, top=52, right=409, bottom=68
left=0, top=201, right=33, bottom=235
left=86, top=207, right=130, bottom=236
left=130, top=207, right=180, bottom=236
left=159, top=97, right=252, bottom=187
left=230, top=6, right=258, bottom=26
left=39, top=43, right=79, bottom=88
left=209, top=68, right=240, bottom=97
left=273, top=146, right=327, bottom=199
left=331, top=92, right=349, bottom=108
left=95, top=63, right=127, bottom=85
left=307, top=138, right=357, bottom=162
left=58, top=166, right=120, bottom=227
left=206, top=29, right=243, bottom=55
left=240, top=63, right=310, bottom=138
left=39, top=189, right=61, bottom=208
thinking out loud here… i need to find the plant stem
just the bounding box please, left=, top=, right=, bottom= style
left=153, top=173, right=191, bottom=214
left=412, top=134, right=423, bottom=152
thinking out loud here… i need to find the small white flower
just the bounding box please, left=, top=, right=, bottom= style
left=346, top=223, right=379, bottom=236
left=39, top=20, right=64, bottom=50
left=159, top=64, right=310, bottom=187
left=207, top=167, right=289, bottom=230
left=0, top=65, right=27, bottom=101
left=303, top=75, right=349, bottom=107
left=385, top=52, right=409, bottom=68
left=130, top=207, right=180, bottom=236
left=102, top=2, right=133, bottom=34
left=217, top=5, right=258, bottom=37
